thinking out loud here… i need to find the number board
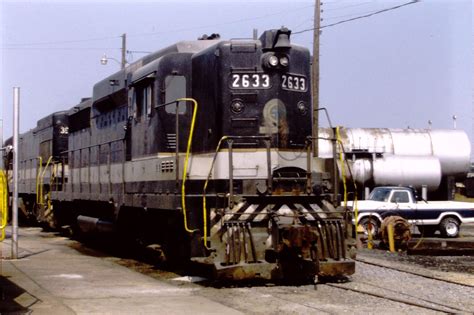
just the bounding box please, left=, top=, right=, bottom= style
left=281, top=74, right=307, bottom=92
left=230, top=73, right=271, bottom=89
left=230, top=73, right=307, bottom=92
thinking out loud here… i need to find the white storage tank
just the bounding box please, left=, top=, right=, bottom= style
left=319, top=127, right=470, bottom=190
left=372, top=156, right=442, bottom=190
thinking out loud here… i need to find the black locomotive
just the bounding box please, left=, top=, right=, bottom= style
left=8, top=28, right=355, bottom=282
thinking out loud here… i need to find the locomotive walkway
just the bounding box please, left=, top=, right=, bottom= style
left=0, top=227, right=241, bottom=314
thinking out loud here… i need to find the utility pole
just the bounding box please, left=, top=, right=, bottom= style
left=121, top=33, right=127, bottom=69
left=312, top=0, right=321, bottom=157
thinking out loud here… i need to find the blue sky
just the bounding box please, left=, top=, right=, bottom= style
left=1, top=0, right=472, bottom=150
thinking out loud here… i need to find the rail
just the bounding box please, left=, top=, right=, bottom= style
left=0, top=170, right=8, bottom=241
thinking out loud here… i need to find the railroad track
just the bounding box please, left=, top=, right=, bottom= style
left=356, top=256, right=474, bottom=288
left=220, top=259, right=474, bottom=313
left=192, top=258, right=474, bottom=314
left=325, top=282, right=464, bottom=313
left=319, top=260, right=474, bottom=313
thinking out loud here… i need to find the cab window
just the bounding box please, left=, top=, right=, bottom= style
left=369, top=187, right=391, bottom=202
left=391, top=191, right=409, bottom=203
left=164, top=75, right=186, bottom=114
left=133, top=81, right=154, bottom=121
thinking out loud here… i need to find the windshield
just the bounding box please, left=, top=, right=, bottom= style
left=369, top=187, right=392, bottom=202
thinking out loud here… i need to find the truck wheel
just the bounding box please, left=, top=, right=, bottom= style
left=359, top=217, right=379, bottom=238
left=439, top=217, right=460, bottom=238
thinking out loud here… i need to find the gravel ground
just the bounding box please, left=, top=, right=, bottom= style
left=191, top=258, right=474, bottom=314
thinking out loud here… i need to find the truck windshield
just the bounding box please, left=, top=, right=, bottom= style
left=369, top=187, right=392, bottom=202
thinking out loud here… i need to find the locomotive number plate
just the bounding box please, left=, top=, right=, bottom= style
left=281, top=74, right=307, bottom=92
left=230, top=73, right=271, bottom=89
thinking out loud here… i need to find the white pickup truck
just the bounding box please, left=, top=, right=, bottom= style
left=350, top=186, right=474, bottom=238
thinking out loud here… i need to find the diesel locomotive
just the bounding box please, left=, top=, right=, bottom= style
left=8, top=27, right=355, bottom=282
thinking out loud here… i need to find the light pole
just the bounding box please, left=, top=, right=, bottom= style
left=100, top=54, right=123, bottom=67
left=100, top=33, right=152, bottom=69
left=12, top=87, right=20, bottom=259
left=101, top=33, right=127, bottom=69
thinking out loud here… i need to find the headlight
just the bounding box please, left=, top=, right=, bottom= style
left=268, top=55, right=279, bottom=67
left=262, top=53, right=279, bottom=69
left=279, top=56, right=289, bottom=67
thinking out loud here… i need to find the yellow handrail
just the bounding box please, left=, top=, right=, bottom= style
left=48, top=162, right=56, bottom=210
left=36, top=156, right=53, bottom=207
left=0, top=170, right=8, bottom=241
left=336, top=127, right=348, bottom=208
left=202, top=136, right=229, bottom=250
left=36, top=156, right=43, bottom=205
left=336, top=126, right=359, bottom=238
left=178, top=98, right=199, bottom=234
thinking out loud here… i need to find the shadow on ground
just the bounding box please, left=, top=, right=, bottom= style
left=0, top=275, right=38, bottom=314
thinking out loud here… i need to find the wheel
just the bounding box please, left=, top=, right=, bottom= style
left=380, top=216, right=411, bottom=248
left=417, top=225, right=437, bottom=237
left=359, top=217, right=380, bottom=237
left=439, top=217, right=460, bottom=238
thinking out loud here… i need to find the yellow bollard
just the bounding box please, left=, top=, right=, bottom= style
left=387, top=223, right=395, bottom=253
left=367, top=228, right=373, bottom=250
left=0, top=170, right=8, bottom=241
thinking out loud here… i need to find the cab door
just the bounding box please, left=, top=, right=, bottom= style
left=129, top=77, right=155, bottom=158
left=389, top=190, right=416, bottom=219
left=157, top=75, right=187, bottom=153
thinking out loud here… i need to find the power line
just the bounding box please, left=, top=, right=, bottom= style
left=127, top=4, right=314, bottom=38
left=325, top=7, right=387, bottom=21
left=2, top=4, right=314, bottom=49
left=2, top=47, right=120, bottom=51
left=323, top=1, right=374, bottom=12
left=293, top=18, right=314, bottom=30
left=4, top=35, right=121, bottom=47
left=293, top=0, right=420, bottom=35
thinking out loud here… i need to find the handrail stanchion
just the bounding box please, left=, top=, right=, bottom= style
left=264, top=139, right=272, bottom=194
left=228, top=139, right=234, bottom=209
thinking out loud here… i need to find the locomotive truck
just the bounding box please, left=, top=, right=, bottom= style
left=7, top=27, right=355, bottom=282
